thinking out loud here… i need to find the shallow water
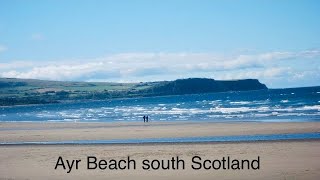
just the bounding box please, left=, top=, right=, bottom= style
left=1, top=132, right=320, bottom=145
left=1, top=87, right=319, bottom=122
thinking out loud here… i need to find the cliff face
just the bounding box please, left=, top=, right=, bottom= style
left=143, top=78, right=267, bottom=96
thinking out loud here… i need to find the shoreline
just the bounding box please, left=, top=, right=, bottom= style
left=1, top=121, right=320, bottom=143
left=2, top=120, right=320, bottom=128
left=1, top=138, right=320, bottom=147
left=1, top=138, right=319, bottom=145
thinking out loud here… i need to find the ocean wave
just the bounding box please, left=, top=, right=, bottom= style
left=253, top=114, right=271, bottom=117
left=256, top=106, right=270, bottom=112
left=229, top=101, right=251, bottom=105
left=253, top=100, right=271, bottom=105
left=60, top=113, right=81, bottom=118
left=296, top=105, right=320, bottom=111
left=47, top=119, right=72, bottom=122
left=1, top=87, right=319, bottom=123
left=273, top=107, right=294, bottom=112
left=276, top=113, right=307, bottom=116
left=61, top=118, right=80, bottom=122
left=36, top=113, right=56, bottom=118
left=210, top=107, right=251, bottom=113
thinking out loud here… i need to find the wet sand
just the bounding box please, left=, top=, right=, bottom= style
left=1, top=122, right=320, bottom=142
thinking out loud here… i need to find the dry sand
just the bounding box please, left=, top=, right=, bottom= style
left=0, top=141, right=320, bottom=180
left=1, top=122, right=320, bottom=180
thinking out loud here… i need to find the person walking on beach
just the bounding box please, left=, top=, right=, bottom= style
left=143, top=115, right=146, bottom=123
left=146, top=116, right=149, bottom=123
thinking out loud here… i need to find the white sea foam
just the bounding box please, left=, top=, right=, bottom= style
left=254, top=114, right=271, bottom=117
left=122, top=113, right=131, bottom=116
left=273, top=107, right=294, bottom=112
left=210, top=107, right=251, bottom=113
left=209, top=114, right=240, bottom=118
left=230, top=101, right=251, bottom=105
left=47, top=119, right=71, bottom=122
left=101, top=107, right=113, bottom=110
left=277, top=113, right=307, bottom=117
left=169, top=108, right=195, bottom=114
left=208, top=100, right=222, bottom=105
left=36, top=113, right=56, bottom=118
left=256, top=106, right=270, bottom=112
left=60, top=113, right=81, bottom=118
left=102, top=111, right=112, bottom=114
left=153, top=107, right=161, bottom=110
left=87, top=108, right=96, bottom=113
left=62, top=118, right=80, bottom=122
left=253, top=100, right=271, bottom=105
left=132, top=112, right=144, bottom=115
left=97, top=113, right=108, bottom=117
left=281, top=100, right=289, bottom=103
left=296, top=105, right=320, bottom=111
left=145, top=107, right=209, bottom=115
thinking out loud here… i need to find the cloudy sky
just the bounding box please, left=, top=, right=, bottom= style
left=0, top=0, right=319, bottom=88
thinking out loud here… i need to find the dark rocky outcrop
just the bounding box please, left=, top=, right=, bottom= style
left=142, top=78, right=267, bottom=96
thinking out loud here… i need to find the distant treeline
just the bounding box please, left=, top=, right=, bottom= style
left=0, top=78, right=267, bottom=106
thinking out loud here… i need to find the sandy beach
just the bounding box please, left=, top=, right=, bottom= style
left=1, top=122, right=320, bottom=142
left=0, top=141, right=319, bottom=180
left=0, top=122, right=320, bottom=179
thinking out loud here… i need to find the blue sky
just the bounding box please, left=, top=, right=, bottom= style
left=0, top=0, right=319, bottom=88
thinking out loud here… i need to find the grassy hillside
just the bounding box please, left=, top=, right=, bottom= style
left=0, top=78, right=267, bottom=106
left=0, top=78, right=155, bottom=105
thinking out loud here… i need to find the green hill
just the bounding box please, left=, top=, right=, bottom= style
left=0, top=77, right=267, bottom=106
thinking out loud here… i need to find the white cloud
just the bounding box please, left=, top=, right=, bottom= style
left=0, top=49, right=319, bottom=87
left=212, top=67, right=290, bottom=80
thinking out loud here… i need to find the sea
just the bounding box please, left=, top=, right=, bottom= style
left=1, top=86, right=319, bottom=123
